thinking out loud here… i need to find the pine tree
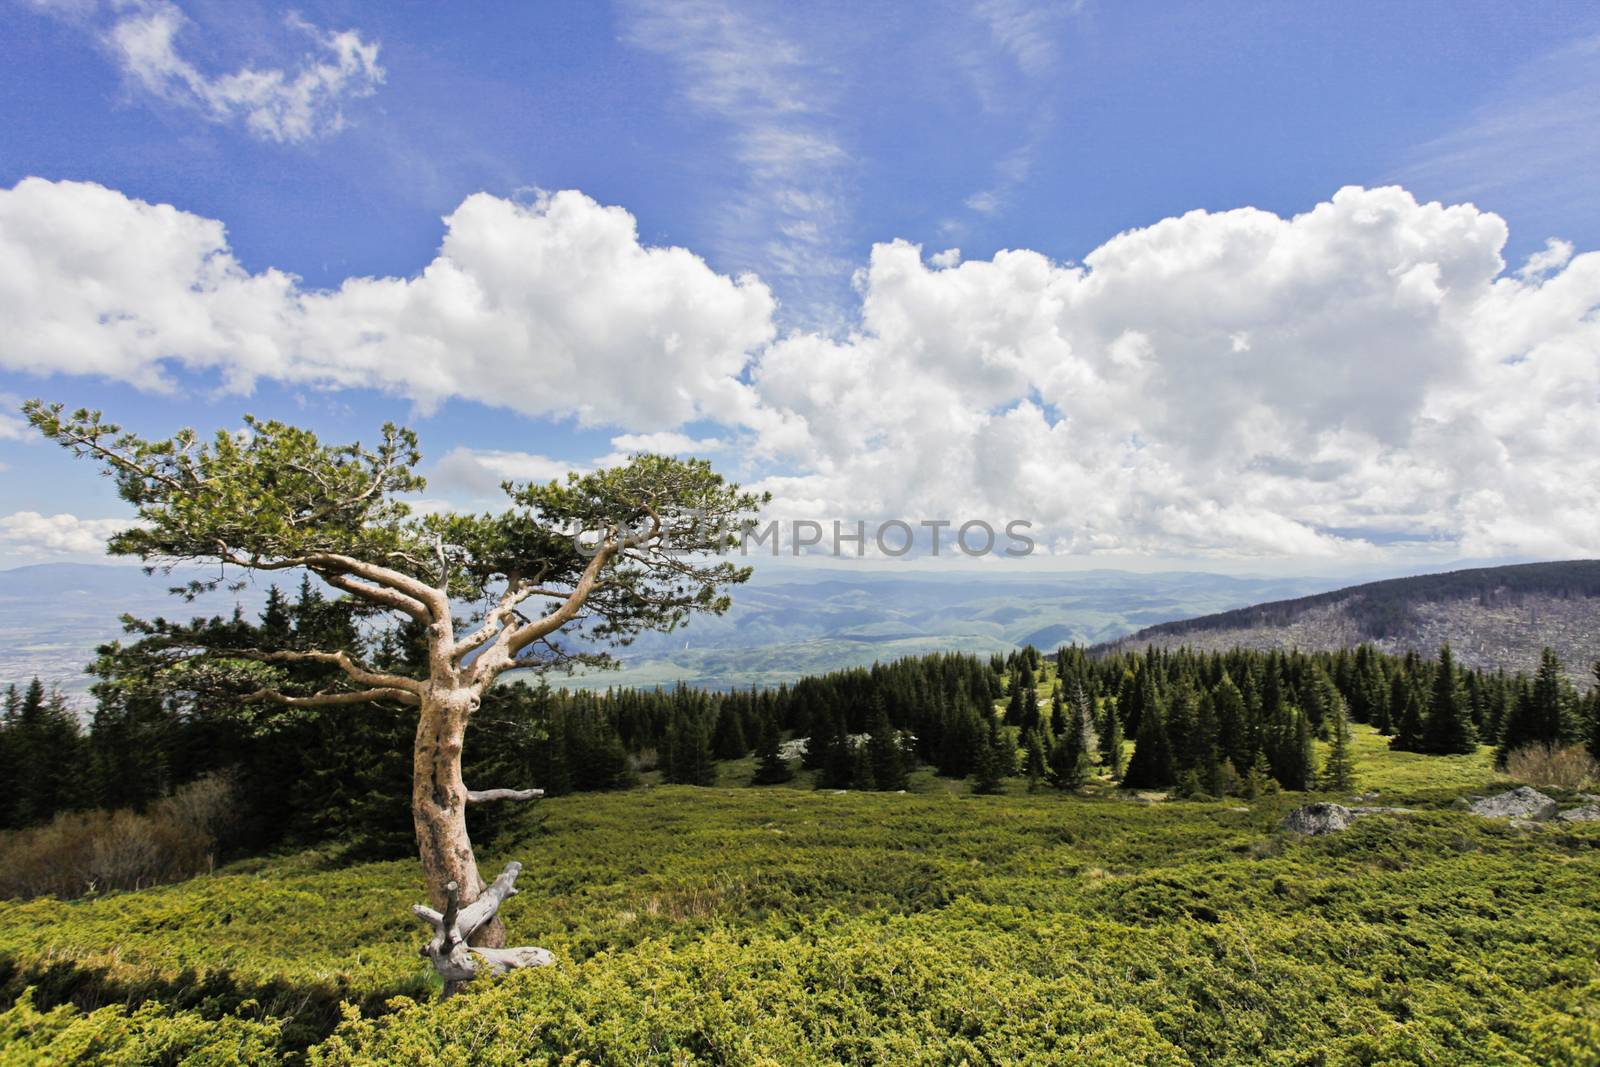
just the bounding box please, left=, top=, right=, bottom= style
left=1099, top=694, right=1125, bottom=778
left=1319, top=695, right=1357, bottom=792
left=1022, top=728, right=1048, bottom=791
left=849, top=742, right=877, bottom=791
left=8, top=678, right=83, bottom=826
left=818, top=711, right=855, bottom=789
left=1165, top=683, right=1199, bottom=772
left=664, top=709, right=715, bottom=785
left=935, top=698, right=983, bottom=778
left=972, top=719, right=1005, bottom=795
left=1121, top=677, right=1175, bottom=789
left=1049, top=684, right=1097, bottom=789
left=1389, top=673, right=1425, bottom=752
left=711, top=703, right=749, bottom=760
left=751, top=711, right=794, bottom=785
left=866, top=700, right=908, bottom=791
left=1496, top=648, right=1573, bottom=765
left=1421, top=644, right=1477, bottom=754
left=1212, top=673, right=1250, bottom=775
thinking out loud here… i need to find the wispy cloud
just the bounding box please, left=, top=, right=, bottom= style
left=619, top=0, right=852, bottom=321
left=1395, top=34, right=1600, bottom=232
left=951, top=2, right=1077, bottom=225
left=29, top=0, right=384, bottom=143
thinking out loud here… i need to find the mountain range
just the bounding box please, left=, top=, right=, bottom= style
left=1098, top=559, right=1600, bottom=683
left=9, top=559, right=1596, bottom=698
left=0, top=562, right=1330, bottom=697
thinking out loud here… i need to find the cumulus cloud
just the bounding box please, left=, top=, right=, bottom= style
left=0, top=512, right=127, bottom=558
left=0, top=178, right=776, bottom=428
left=751, top=186, right=1600, bottom=562
left=3, top=178, right=1599, bottom=562
left=37, top=0, right=385, bottom=143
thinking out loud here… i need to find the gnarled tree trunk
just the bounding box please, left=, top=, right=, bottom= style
left=412, top=686, right=505, bottom=949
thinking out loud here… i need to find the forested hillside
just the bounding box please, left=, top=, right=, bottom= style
left=1100, top=560, right=1600, bottom=682
left=4, top=580, right=1600, bottom=1062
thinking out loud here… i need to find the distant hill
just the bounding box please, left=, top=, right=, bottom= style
left=0, top=562, right=1336, bottom=697
left=1097, top=560, right=1600, bottom=681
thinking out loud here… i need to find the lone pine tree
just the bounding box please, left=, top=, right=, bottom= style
left=27, top=401, right=762, bottom=988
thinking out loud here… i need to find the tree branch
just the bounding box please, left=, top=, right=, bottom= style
left=244, top=648, right=423, bottom=695
left=320, top=571, right=433, bottom=624
left=243, top=686, right=420, bottom=708
left=410, top=862, right=553, bottom=992
left=466, top=787, right=544, bottom=804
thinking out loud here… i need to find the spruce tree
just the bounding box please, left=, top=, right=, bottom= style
left=9, top=678, right=83, bottom=826
left=1022, top=728, right=1048, bottom=791
left=1389, top=673, right=1425, bottom=752
left=971, top=719, right=1005, bottom=795
left=711, top=703, right=749, bottom=760
left=818, top=711, right=855, bottom=789
left=866, top=700, right=908, bottom=791
left=1212, top=673, right=1250, bottom=775
left=1319, top=695, right=1357, bottom=792
left=664, top=709, right=715, bottom=786
left=1121, top=679, right=1175, bottom=789
left=1421, top=644, right=1477, bottom=755
left=751, top=711, right=794, bottom=785
left=1049, top=683, right=1098, bottom=789
left=1099, top=694, right=1125, bottom=778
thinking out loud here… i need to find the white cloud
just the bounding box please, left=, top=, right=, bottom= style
left=1396, top=34, right=1600, bottom=234
left=0, top=512, right=127, bottom=557
left=0, top=178, right=776, bottom=428
left=36, top=0, right=383, bottom=143
left=608, top=432, right=725, bottom=454
left=429, top=448, right=588, bottom=500
left=618, top=0, right=851, bottom=316
left=0, top=394, right=26, bottom=440
left=750, top=186, right=1600, bottom=562
left=4, top=178, right=1600, bottom=563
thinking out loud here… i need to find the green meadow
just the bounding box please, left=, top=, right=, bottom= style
left=3, top=725, right=1598, bottom=1065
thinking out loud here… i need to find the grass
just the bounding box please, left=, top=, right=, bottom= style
left=1, top=727, right=1597, bottom=1065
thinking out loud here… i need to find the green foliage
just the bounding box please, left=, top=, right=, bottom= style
left=0, top=989, right=282, bottom=1065
left=1423, top=644, right=1478, bottom=755
left=750, top=712, right=794, bottom=786
left=1320, top=696, right=1358, bottom=793
left=0, top=731, right=1590, bottom=1064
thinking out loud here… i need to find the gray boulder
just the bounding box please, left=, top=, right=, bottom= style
left=1282, top=803, right=1354, bottom=835
left=1467, top=787, right=1559, bottom=820
left=1557, top=805, right=1600, bottom=823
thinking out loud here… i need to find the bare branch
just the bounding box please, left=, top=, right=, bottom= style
left=244, top=648, right=423, bottom=695
left=466, top=787, right=544, bottom=804
left=321, top=571, right=432, bottom=624
left=242, top=686, right=420, bottom=708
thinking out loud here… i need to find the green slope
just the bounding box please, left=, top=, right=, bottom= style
left=3, top=728, right=1599, bottom=1065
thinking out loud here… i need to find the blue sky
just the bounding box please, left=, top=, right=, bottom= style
left=2, top=0, right=1599, bottom=573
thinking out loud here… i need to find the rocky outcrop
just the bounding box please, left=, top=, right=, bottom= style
left=1557, top=805, right=1600, bottom=823
left=1282, top=803, right=1354, bottom=835
left=1466, top=787, right=1559, bottom=820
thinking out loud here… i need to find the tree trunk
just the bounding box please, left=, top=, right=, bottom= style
left=412, top=687, right=504, bottom=949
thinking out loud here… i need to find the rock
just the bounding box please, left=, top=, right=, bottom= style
left=1466, top=787, right=1559, bottom=820
left=1557, top=805, right=1600, bottom=823
left=1282, top=803, right=1354, bottom=835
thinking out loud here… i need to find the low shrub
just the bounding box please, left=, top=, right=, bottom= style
left=1505, top=743, right=1599, bottom=790
left=0, top=775, right=236, bottom=900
